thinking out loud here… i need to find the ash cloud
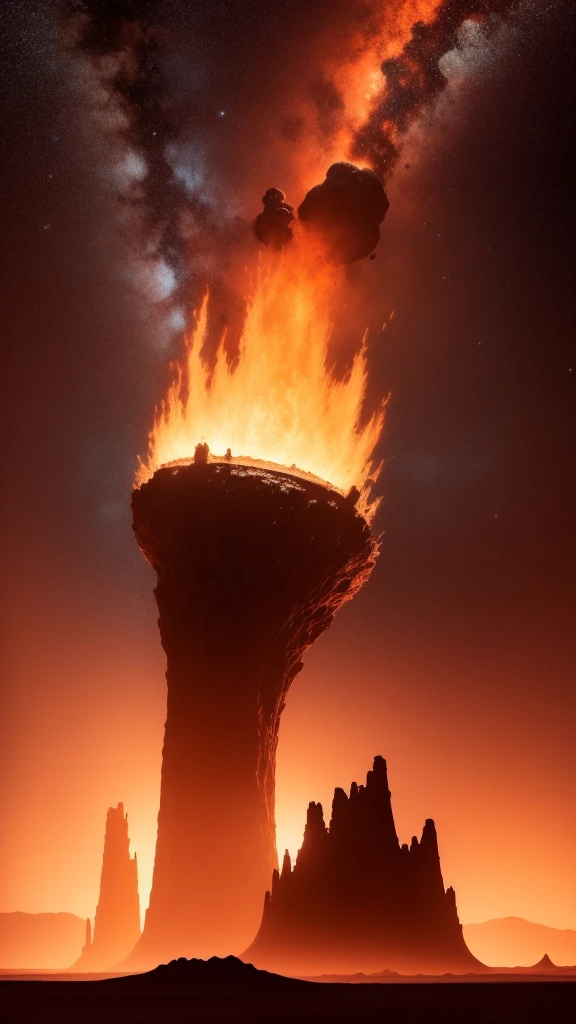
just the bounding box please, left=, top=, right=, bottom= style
left=297, top=162, right=389, bottom=264
left=58, top=1, right=528, bottom=322
left=254, top=3, right=523, bottom=264
left=254, top=188, right=295, bottom=249
left=352, top=0, right=523, bottom=178
left=253, top=163, right=389, bottom=265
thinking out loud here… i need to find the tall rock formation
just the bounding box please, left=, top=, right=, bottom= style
left=126, top=460, right=376, bottom=965
left=72, top=803, right=141, bottom=970
left=243, top=756, right=483, bottom=975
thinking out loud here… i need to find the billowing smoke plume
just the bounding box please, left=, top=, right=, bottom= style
left=60, top=1, right=527, bottom=317
left=254, top=2, right=522, bottom=264
left=297, top=162, right=389, bottom=264
left=352, top=0, right=522, bottom=177
left=254, top=188, right=295, bottom=249
left=254, top=166, right=388, bottom=265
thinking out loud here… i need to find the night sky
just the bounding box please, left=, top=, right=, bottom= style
left=1, top=0, right=574, bottom=940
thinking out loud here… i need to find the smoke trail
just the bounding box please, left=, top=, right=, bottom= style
left=350, top=0, right=523, bottom=178
left=57, top=0, right=528, bottom=328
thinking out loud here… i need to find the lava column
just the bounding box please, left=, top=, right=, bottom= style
left=128, top=459, right=376, bottom=965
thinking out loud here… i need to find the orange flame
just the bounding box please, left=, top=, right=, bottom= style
left=136, top=243, right=384, bottom=514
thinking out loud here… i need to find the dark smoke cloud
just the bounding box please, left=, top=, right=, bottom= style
left=58, top=0, right=527, bottom=324
left=297, top=162, right=389, bottom=264
left=253, top=3, right=524, bottom=264
left=253, top=162, right=388, bottom=264
left=352, top=0, right=522, bottom=178
left=254, top=188, right=295, bottom=249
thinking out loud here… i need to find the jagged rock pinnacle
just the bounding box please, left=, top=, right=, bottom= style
left=243, top=756, right=483, bottom=976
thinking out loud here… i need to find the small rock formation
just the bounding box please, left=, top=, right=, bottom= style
left=72, top=803, right=140, bottom=970
left=243, top=756, right=483, bottom=976
left=524, top=954, right=562, bottom=973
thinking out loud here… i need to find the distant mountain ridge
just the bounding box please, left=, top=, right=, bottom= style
left=463, top=918, right=576, bottom=967
left=0, top=912, right=85, bottom=969
left=3, top=910, right=575, bottom=972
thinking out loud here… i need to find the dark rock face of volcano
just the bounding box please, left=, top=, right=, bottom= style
left=126, top=462, right=376, bottom=967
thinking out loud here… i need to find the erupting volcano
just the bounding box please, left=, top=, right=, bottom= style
left=126, top=248, right=384, bottom=967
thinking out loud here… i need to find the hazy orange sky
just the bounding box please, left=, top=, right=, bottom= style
left=1, top=0, right=574, bottom=941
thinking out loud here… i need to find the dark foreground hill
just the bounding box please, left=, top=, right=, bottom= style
left=1, top=956, right=575, bottom=1022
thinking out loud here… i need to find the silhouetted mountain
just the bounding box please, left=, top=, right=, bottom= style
left=304, top=969, right=401, bottom=982
left=529, top=954, right=561, bottom=972
left=464, top=917, right=576, bottom=967
left=72, top=803, right=140, bottom=971
left=244, top=756, right=483, bottom=975
left=483, top=953, right=576, bottom=976
left=0, top=912, right=85, bottom=969
left=107, top=955, right=309, bottom=988
left=1, top=957, right=575, bottom=1022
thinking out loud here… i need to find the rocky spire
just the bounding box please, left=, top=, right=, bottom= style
left=295, top=803, right=328, bottom=873
left=364, top=755, right=399, bottom=849
left=281, top=849, right=292, bottom=878
left=71, top=803, right=141, bottom=971
left=415, top=818, right=447, bottom=902
left=243, top=756, right=482, bottom=976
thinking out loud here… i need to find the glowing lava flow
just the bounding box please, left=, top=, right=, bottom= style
left=136, top=244, right=384, bottom=509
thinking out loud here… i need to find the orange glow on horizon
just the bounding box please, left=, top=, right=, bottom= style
left=136, top=240, right=385, bottom=510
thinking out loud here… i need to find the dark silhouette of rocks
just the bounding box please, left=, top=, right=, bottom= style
left=244, top=756, right=483, bottom=975
left=127, top=461, right=376, bottom=965
left=2, top=958, right=575, bottom=1023
left=73, top=803, right=140, bottom=970
left=110, top=955, right=305, bottom=988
